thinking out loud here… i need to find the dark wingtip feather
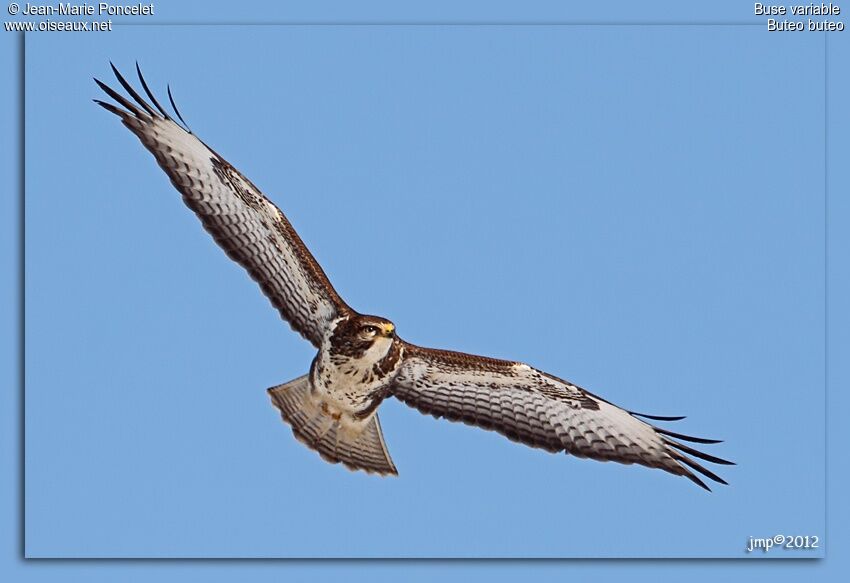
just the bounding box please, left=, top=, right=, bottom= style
left=93, top=98, right=125, bottom=117
left=109, top=62, right=156, bottom=117
left=664, top=438, right=735, bottom=466
left=167, top=84, right=191, bottom=133
left=680, top=456, right=729, bottom=486
left=629, top=411, right=687, bottom=422
left=669, top=449, right=728, bottom=489
left=653, top=427, right=724, bottom=445
left=94, top=77, right=145, bottom=118
left=685, top=472, right=711, bottom=492
left=135, top=61, right=171, bottom=120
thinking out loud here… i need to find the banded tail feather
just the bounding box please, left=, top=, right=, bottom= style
left=267, top=376, right=397, bottom=476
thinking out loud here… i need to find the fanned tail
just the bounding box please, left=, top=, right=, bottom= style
left=267, top=376, right=397, bottom=476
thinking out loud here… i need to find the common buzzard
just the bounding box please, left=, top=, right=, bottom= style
left=95, top=64, right=732, bottom=490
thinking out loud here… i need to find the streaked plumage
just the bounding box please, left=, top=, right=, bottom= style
left=96, top=64, right=733, bottom=490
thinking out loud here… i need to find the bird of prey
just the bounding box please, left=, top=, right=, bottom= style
left=95, top=64, right=733, bottom=490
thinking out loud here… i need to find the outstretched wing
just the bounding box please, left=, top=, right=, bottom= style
left=94, top=64, right=350, bottom=347
left=391, top=343, right=733, bottom=490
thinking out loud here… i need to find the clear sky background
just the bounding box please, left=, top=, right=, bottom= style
left=3, top=0, right=849, bottom=580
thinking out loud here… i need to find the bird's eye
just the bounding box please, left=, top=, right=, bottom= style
left=362, top=325, right=378, bottom=336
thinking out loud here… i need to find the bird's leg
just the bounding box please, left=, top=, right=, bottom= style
left=312, top=401, right=342, bottom=446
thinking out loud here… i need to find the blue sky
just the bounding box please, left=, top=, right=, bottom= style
left=3, top=0, right=849, bottom=580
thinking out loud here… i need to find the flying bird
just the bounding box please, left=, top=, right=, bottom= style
left=95, top=64, right=733, bottom=490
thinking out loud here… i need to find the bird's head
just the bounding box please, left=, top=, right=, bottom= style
left=329, top=314, right=397, bottom=360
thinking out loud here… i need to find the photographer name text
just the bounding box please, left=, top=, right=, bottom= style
left=18, top=2, right=153, bottom=16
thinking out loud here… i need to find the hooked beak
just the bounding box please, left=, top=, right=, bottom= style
left=381, top=323, right=395, bottom=338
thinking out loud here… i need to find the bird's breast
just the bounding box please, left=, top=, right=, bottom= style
left=311, top=354, right=390, bottom=415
